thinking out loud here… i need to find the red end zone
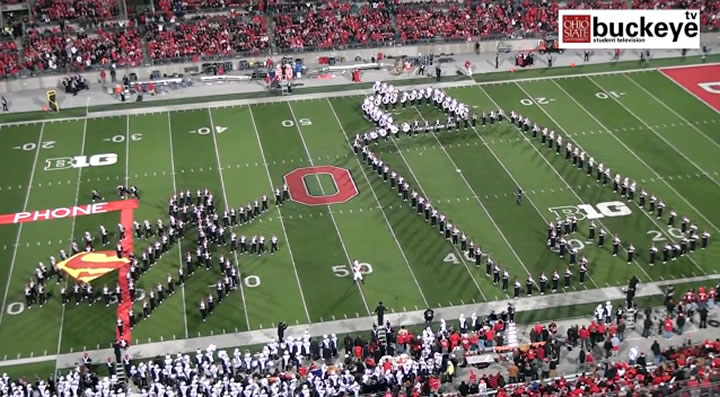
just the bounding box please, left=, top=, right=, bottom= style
left=660, top=65, right=720, bottom=113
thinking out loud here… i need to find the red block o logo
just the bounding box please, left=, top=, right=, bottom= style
left=284, top=166, right=359, bottom=206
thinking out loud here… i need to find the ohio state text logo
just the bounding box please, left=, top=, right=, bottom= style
left=284, top=166, right=358, bottom=206
left=562, top=15, right=591, bottom=43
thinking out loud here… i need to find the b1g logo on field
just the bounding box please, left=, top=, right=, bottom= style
left=548, top=201, right=631, bottom=221
left=284, top=166, right=358, bottom=206
left=45, top=153, right=118, bottom=171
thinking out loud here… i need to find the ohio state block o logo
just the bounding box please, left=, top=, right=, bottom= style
left=284, top=166, right=359, bottom=206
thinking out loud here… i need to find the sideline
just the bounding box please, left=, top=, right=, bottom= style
left=0, top=273, right=717, bottom=369
left=2, top=61, right=718, bottom=128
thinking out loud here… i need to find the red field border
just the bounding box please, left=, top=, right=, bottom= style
left=0, top=199, right=139, bottom=344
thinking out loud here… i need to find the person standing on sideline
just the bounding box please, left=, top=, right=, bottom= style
left=424, top=307, right=434, bottom=327
left=374, top=301, right=386, bottom=325
left=1, top=96, right=7, bottom=111
left=277, top=321, right=287, bottom=342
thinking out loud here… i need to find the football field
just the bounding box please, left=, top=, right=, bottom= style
left=0, top=62, right=719, bottom=361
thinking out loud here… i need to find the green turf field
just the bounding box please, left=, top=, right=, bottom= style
left=0, top=64, right=718, bottom=362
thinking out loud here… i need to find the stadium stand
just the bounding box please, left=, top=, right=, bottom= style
left=22, top=28, right=143, bottom=71
left=153, top=0, right=266, bottom=15
left=32, top=0, right=121, bottom=23
left=0, top=0, right=717, bottom=74
left=144, top=13, right=269, bottom=60
left=0, top=39, right=20, bottom=77
left=273, top=3, right=394, bottom=50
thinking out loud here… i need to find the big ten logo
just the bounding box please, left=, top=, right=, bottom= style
left=548, top=201, right=632, bottom=221
left=45, top=153, right=118, bottom=171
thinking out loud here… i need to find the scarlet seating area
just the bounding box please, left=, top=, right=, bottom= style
left=0, top=40, right=20, bottom=77
left=32, top=0, right=121, bottom=23
left=153, top=0, right=266, bottom=15
left=273, top=3, right=394, bottom=49
left=493, top=340, right=720, bottom=397
left=0, top=0, right=719, bottom=76
left=144, top=14, right=268, bottom=60
left=22, top=29, right=143, bottom=71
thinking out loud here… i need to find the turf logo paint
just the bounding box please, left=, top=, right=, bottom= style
left=660, top=65, right=720, bottom=113
left=548, top=201, right=631, bottom=221
left=44, top=153, right=118, bottom=171
left=559, top=9, right=700, bottom=49
left=0, top=200, right=138, bottom=225
left=58, top=251, right=131, bottom=283
left=284, top=166, right=359, bottom=206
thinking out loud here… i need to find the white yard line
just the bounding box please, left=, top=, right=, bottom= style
left=509, top=83, right=656, bottom=282
left=588, top=76, right=720, bottom=189
left=206, top=108, right=251, bottom=329
left=412, top=107, right=532, bottom=276
left=246, top=105, right=311, bottom=323
left=326, top=99, right=430, bottom=308
left=466, top=94, right=602, bottom=289
left=623, top=74, right=720, bottom=151
left=0, top=123, right=45, bottom=326
left=125, top=115, right=130, bottom=185
left=167, top=112, right=190, bottom=339
left=285, top=102, right=371, bottom=315
left=56, top=119, right=88, bottom=362
left=384, top=125, right=487, bottom=300
left=550, top=79, right=720, bottom=234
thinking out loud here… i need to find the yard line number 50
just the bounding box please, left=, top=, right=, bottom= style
left=333, top=262, right=373, bottom=277
left=281, top=118, right=312, bottom=128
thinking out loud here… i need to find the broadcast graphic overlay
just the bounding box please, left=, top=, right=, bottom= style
left=559, top=9, right=700, bottom=49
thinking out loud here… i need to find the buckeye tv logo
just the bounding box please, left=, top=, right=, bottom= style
left=559, top=9, right=700, bottom=49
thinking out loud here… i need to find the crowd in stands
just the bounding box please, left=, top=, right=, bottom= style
left=145, top=13, right=269, bottom=60
left=0, top=0, right=719, bottom=75
left=153, top=0, right=266, bottom=16
left=0, top=40, right=20, bottom=77
left=32, top=0, right=121, bottom=24
left=273, top=3, right=394, bottom=49
left=21, top=28, right=143, bottom=71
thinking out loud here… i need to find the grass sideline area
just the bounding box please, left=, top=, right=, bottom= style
left=0, top=56, right=718, bottom=371
left=1, top=54, right=718, bottom=125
